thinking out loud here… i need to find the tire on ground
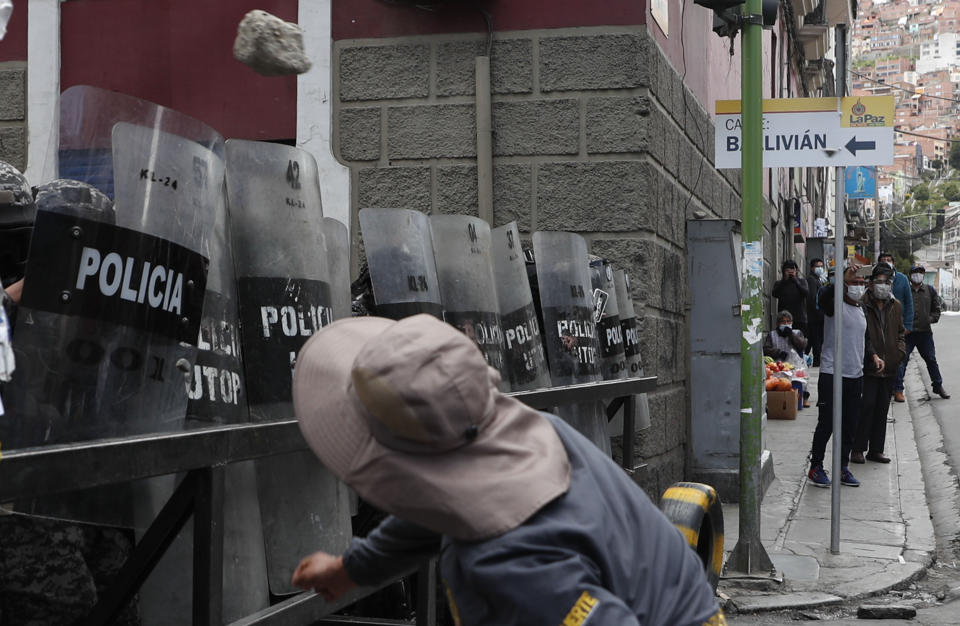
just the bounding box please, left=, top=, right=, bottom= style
left=659, top=482, right=724, bottom=590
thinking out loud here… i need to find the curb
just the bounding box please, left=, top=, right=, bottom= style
left=722, top=364, right=937, bottom=615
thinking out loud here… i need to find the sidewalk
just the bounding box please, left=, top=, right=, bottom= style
left=717, top=365, right=937, bottom=613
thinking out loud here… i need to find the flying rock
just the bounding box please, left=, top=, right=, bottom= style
left=233, top=10, right=312, bottom=76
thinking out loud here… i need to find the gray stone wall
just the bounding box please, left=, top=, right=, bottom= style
left=0, top=63, right=26, bottom=172
left=333, top=27, right=766, bottom=500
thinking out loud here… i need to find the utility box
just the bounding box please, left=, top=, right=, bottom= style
left=687, top=219, right=774, bottom=503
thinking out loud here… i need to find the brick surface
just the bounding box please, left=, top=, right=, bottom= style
left=435, top=39, right=533, bottom=96
left=338, top=108, right=381, bottom=161
left=492, top=100, right=579, bottom=156
left=357, top=166, right=431, bottom=212
left=0, top=126, right=25, bottom=171
left=536, top=161, right=656, bottom=231
left=387, top=104, right=476, bottom=159
left=0, top=68, right=25, bottom=121
left=586, top=96, right=652, bottom=154
left=540, top=33, right=648, bottom=92
left=493, top=164, right=533, bottom=230
left=435, top=165, right=479, bottom=216
left=339, top=44, right=430, bottom=101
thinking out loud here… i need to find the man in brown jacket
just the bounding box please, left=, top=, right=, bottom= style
left=852, top=264, right=906, bottom=464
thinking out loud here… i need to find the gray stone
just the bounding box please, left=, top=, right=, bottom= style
left=662, top=388, right=687, bottom=448
left=357, top=166, right=431, bottom=212
left=540, top=33, right=648, bottom=92
left=653, top=45, right=677, bottom=107
left=340, top=44, right=430, bottom=101
left=856, top=604, right=917, bottom=619
left=493, top=164, right=533, bottom=230
left=338, top=108, right=380, bottom=162
left=233, top=10, right=311, bottom=76
left=435, top=165, right=478, bottom=216
left=590, top=239, right=662, bottom=308
left=0, top=126, right=25, bottom=171
left=657, top=318, right=683, bottom=384
left=586, top=96, right=652, bottom=154
left=536, top=161, right=656, bottom=231
left=662, top=116, right=680, bottom=176
left=436, top=39, right=533, bottom=96
left=387, top=104, right=475, bottom=159
left=646, top=105, right=668, bottom=166
left=493, top=100, right=579, bottom=156
left=0, top=68, right=25, bottom=121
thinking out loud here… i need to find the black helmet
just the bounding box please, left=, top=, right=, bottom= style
left=0, top=161, right=36, bottom=287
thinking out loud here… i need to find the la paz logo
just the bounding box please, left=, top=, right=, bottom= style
left=849, top=98, right=885, bottom=127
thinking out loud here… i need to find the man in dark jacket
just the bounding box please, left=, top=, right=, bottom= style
left=805, top=258, right=828, bottom=366
left=851, top=264, right=906, bottom=464
left=289, top=315, right=724, bottom=626
left=902, top=265, right=949, bottom=399
left=773, top=259, right=809, bottom=337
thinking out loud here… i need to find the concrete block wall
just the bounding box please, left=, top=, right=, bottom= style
left=0, top=63, right=26, bottom=172
left=333, top=27, right=751, bottom=501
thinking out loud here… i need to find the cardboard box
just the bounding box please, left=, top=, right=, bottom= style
left=767, top=389, right=798, bottom=420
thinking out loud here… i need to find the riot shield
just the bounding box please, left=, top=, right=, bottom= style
left=532, top=231, right=609, bottom=454
left=612, top=269, right=652, bottom=432
left=226, top=139, right=351, bottom=596
left=589, top=258, right=627, bottom=381
left=322, top=217, right=351, bottom=321
left=359, top=208, right=443, bottom=320
left=430, top=215, right=509, bottom=388
left=490, top=222, right=550, bottom=391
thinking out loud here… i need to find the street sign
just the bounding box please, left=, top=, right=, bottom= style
left=715, top=96, right=894, bottom=169
left=845, top=166, right=876, bottom=199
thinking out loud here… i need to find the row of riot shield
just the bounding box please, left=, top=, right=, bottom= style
left=1, top=86, right=352, bottom=620
left=357, top=208, right=651, bottom=454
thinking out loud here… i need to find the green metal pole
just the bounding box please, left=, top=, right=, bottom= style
left=726, top=0, right=775, bottom=576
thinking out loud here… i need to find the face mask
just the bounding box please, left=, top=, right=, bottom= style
left=847, top=285, right=866, bottom=300
left=778, top=324, right=791, bottom=332
left=884, top=261, right=894, bottom=270
left=873, top=283, right=893, bottom=299
left=911, top=273, right=924, bottom=284
left=813, top=267, right=825, bottom=277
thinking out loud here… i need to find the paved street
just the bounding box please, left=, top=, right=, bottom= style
left=727, top=314, right=960, bottom=623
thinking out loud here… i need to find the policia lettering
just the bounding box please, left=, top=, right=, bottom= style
left=21, top=212, right=207, bottom=344
left=238, top=277, right=333, bottom=406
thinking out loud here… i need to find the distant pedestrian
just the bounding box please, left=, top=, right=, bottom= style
left=851, top=264, right=905, bottom=465
left=874, top=253, right=914, bottom=403
left=773, top=260, right=809, bottom=337
left=806, top=258, right=828, bottom=366
left=763, top=310, right=808, bottom=364
left=806, top=265, right=881, bottom=489
left=898, top=265, right=949, bottom=399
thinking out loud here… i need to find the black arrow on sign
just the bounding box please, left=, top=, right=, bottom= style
left=845, top=136, right=876, bottom=156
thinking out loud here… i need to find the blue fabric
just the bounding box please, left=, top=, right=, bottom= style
left=892, top=271, right=914, bottom=331
left=810, top=373, right=863, bottom=468
left=895, top=331, right=943, bottom=389
left=343, top=414, right=720, bottom=626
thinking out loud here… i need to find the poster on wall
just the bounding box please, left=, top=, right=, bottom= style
left=652, top=0, right=668, bottom=35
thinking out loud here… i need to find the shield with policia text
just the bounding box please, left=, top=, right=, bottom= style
left=589, top=257, right=627, bottom=381
left=610, top=269, right=651, bottom=433
left=490, top=221, right=550, bottom=391
left=431, top=214, right=509, bottom=389
left=226, top=139, right=351, bottom=596
left=359, top=207, right=443, bottom=320
left=532, top=231, right=609, bottom=454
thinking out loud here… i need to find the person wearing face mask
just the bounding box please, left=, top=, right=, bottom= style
left=763, top=310, right=808, bottom=363
left=806, top=265, right=881, bottom=488
left=851, top=265, right=906, bottom=465
left=773, top=260, right=809, bottom=338
left=899, top=265, right=949, bottom=399
left=805, top=258, right=828, bottom=367
left=874, top=252, right=914, bottom=402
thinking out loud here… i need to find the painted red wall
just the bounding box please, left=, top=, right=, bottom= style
left=333, top=0, right=644, bottom=40
left=0, top=1, right=27, bottom=61
left=58, top=0, right=298, bottom=141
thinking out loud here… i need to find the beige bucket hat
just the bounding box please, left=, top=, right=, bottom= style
left=292, top=314, right=571, bottom=541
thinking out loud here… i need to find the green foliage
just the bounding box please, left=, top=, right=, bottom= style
left=950, top=141, right=960, bottom=170
left=911, top=184, right=931, bottom=202
left=941, top=182, right=960, bottom=202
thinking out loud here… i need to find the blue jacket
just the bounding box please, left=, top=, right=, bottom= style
left=892, top=271, right=914, bottom=331
left=343, top=414, right=721, bottom=626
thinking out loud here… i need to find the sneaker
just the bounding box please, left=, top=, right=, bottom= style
left=808, top=466, right=830, bottom=488
left=841, top=467, right=860, bottom=487
left=893, top=391, right=906, bottom=403
left=933, top=385, right=951, bottom=399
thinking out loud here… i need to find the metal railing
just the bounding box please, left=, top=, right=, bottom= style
left=0, top=376, right=656, bottom=626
